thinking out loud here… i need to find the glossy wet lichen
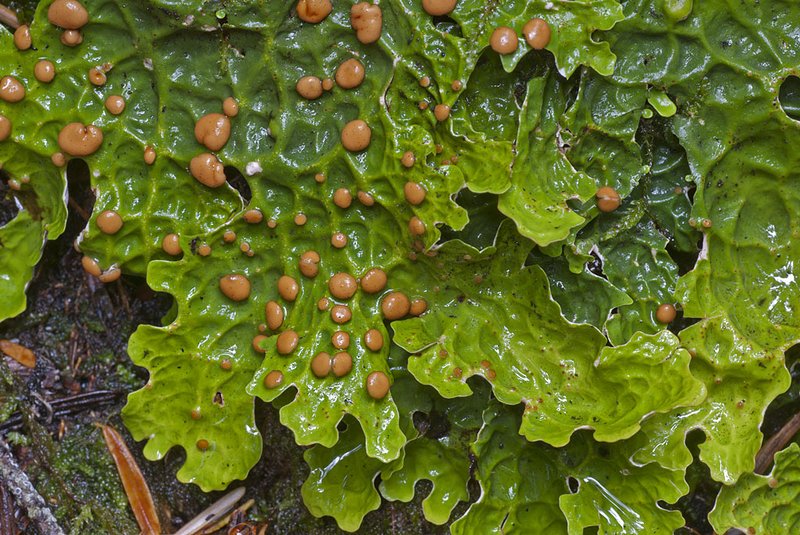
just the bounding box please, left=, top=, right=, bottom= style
left=3, top=0, right=800, bottom=532
left=710, top=443, right=800, bottom=533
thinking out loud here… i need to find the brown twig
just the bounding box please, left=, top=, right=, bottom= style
left=0, top=4, right=19, bottom=30
left=68, top=326, right=79, bottom=371
left=755, top=411, right=800, bottom=474
left=68, top=196, right=90, bottom=221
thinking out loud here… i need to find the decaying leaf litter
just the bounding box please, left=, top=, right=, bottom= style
left=2, top=0, right=800, bottom=533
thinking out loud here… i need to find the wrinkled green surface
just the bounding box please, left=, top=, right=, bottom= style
left=379, top=437, right=470, bottom=525
left=604, top=0, right=800, bottom=485
left=602, top=220, right=678, bottom=344
left=4, top=0, right=800, bottom=531
left=674, top=77, right=800, bottom=351
left=301, top=419, right=390, bottom=532
left=451, top=403, right=687, bottom=534
left=604, top=0, right=800, bottom=353
left=628, top=317, right=791, bottom=485
left=301, top=362, right=487, bottom=530
left=498, top=70, right=644, bottom=248
left=377, top=366, right=486, bottom=526
left=122, top=307, right=262, bottom=491
left=534, top=251, right=632, bottom=328
left=0, top=0, right=242, bottom=275
left=709, top=443, right=800, bottom=534
left=393, top=222, right=704, bottom=446
left=0, top=211, right=46, bottom=320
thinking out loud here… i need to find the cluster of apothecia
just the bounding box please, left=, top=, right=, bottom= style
left=2, top=1, right=685, bottom=442
left=489, top=17, right=551, bottom=55
left=0, top=0, right=247, bottom=282
left=0, top=1, right=123, bottom=281
left=212, top=1, right=438, bottom=400
left=291, top=0, right=445, bottom=241
left=210, top=0, right=425, bottom=404
left=2, top=0, right=96, bottom=161
left=217, top=233, right=428, bottom=401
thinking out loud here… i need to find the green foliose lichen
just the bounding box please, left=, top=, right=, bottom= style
left=3, top=0, right=800, bottom=532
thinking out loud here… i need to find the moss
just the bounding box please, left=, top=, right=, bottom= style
left=21, top=420, right=136, bottom=533
left=4, top=431, right=29, bottom=447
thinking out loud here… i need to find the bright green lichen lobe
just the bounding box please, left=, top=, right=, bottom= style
left=392, top=222, right=704, bottom=446
left=450, top=403, right=687, bottom=534
left=3, top=0, right=800, bottom=530
left=710, top=444, right=800, bottom=533
left=627, top=317, right=791, bottom=485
